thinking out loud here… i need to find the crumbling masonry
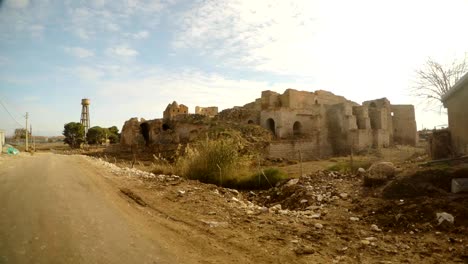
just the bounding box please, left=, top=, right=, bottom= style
left=120, top=89, right=417, bottom=161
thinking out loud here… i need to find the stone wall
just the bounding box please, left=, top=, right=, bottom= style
left=163, top=101, right=189, bottom=120
left=268, top=138, right=333, bottom=161
left=391, top=105, right=417, bottom=146
left=195, top=106, right=218, bottom=117
left=121, top=89, right=418, bottom=162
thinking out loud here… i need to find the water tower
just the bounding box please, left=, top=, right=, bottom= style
left=80, top=98, right=90, bottom=135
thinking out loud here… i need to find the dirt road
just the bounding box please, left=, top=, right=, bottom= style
left=2, top=152, right=466, bottom=264
left=0, top=153, right=212, bottom=264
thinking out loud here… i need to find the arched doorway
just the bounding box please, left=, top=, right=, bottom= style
left=140, top=123, right=150, bottom=146
left=293, top=121, right=302, bottom=136
left=266, top=118, right=275, bottom=136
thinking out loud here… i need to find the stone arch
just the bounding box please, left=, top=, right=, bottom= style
left=369, top=102, right=377, bottom=108
left=293, top=121, right=302, bottom=136
left=140, top=122, right=150, bottom=146
left=162, top=123, right=170, bottom=131
left=266, top=118, right=276, bottom=136
left=247, top=120, right=254, bottom=124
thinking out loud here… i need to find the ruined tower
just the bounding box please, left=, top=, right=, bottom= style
left=80, top=98, right=90, bottom=135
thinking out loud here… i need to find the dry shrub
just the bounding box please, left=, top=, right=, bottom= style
left=178, top=138, right=248, bottom=185
left=178, top=138, right=288, bottom=189
left=152, top=155, right=176, bottom=175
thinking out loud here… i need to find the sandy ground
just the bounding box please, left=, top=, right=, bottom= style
left=0, top=153, right=254, bottom=264
left=1, top=152, right=467, bottom=264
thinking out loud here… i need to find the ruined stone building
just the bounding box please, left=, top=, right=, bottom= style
left=120, top=89, right=417, bottom=161
left=163, top=101, right=188, bottom=120
left=442, top=72, right=468, bottom=155
left=219, top=89, right=417, bottom=160
left=195, top=106, right=218, bottom=117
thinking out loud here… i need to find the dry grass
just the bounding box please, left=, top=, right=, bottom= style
left=175, top=138, right=288, bottom=189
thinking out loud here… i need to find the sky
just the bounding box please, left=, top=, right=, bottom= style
left=0, top=0, right=467, bottom=136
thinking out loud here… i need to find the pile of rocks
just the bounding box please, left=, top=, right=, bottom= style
left=87, top=156, right=181, bottom=182
left=247, top=170, right=357, bottom=214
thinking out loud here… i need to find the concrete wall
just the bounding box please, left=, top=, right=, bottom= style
left=391, top=105, right=417, bottom=146
left=445, top=83, right=468, bottom=155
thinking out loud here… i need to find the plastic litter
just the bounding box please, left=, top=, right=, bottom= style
left=7, top=147, right=19, bottom=155
left=452, top=178, right=468, bottom=193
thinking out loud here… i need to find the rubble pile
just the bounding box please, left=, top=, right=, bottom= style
left=86, top=156, right=181, bottom=182
left=249, top=170, right=359, bottom=211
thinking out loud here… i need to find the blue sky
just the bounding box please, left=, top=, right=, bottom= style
left=0, top=0, right=467, bottom=136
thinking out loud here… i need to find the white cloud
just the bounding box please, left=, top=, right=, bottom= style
left=133, top=30, right=149, bottom=39
left=174, top=0, right=468, bottom=78
left=170, top=0, right=467, bottom=129
left=5, top=0, right=29, bottom=9
left=96, top=69, right=307, bottom=115
left=64, top=46, right=95, bottom=58
left=29, top=24, right=44, bottom=37
left=75, top=66, right=104, bottom=81
left=75, top=28, right=91, bottom=39
left=23, top=96, right=40, bottom=102
left=107, top=46, right=139, bottom=57
left=91, top=0, right=107, bottom=8
left=64, top=1, right=171, bottom=40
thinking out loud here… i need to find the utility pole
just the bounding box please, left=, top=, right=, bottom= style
left=30, top=124, right=35, bottom=151
left=25, top=112, right=29, bottom=152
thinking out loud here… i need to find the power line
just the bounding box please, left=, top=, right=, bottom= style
left=0, top=98, right=24, bottom=128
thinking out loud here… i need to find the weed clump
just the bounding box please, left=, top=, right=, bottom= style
left=179, top=138, right=244, bottom=185
left=178, top=138, right=288, bottom=189
left=327, top=160, right=373, bottom=173
left=236, top=168, right=288, bottom=190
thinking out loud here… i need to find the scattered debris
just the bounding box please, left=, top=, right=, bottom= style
left=451, top=178, right=468, bottom=193
left=371, top=224, right=382, bottom=232
left=437, top=212, right=454, bottom=225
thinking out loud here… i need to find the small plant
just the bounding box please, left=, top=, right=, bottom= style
left=327, top=160, right=372, bottom=173
left=152, top=154, right=176, bottom=175
left=235, top=168, right=288, bottom=190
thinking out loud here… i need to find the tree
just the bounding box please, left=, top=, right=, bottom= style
left=14, top=128, right=27, bottom=139
left=413, top=57, right=467, bottom=105
left=63, top=122, right=85, bottom=148
left=86, top=126, right=106, bottom=145
left=107, top=126, right=120, bottom=144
